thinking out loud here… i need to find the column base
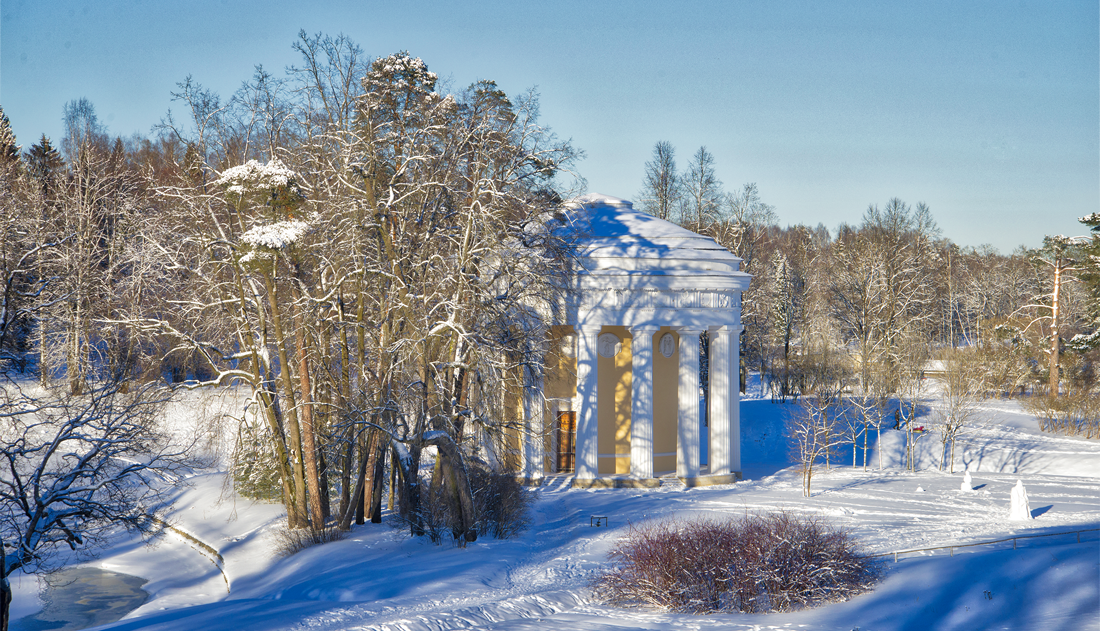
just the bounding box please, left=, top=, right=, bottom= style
left=570, top=476, right=662, bottom=489
left=679, top=472, right=743, bottom=487
left=514, top=472, right=743, bottom=489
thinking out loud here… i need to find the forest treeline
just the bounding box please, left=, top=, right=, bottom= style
left=634, top=141, right=1100, bottom=472
left=1, top=32, right=1098, bottom=537
left=0, top=33, right=584, bottom=543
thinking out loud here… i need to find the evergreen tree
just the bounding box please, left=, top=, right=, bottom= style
left=1070, top=213, right=1100, bottom=350
left=0, top=107, right=19, bottom=163
left=25, top=135, right=64, bottom=200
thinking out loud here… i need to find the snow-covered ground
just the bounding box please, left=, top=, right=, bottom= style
left=10, top=380, right=1100, bottom=631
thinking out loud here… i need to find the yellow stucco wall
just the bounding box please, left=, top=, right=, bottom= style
left=597, top=326, right=632, bottom=474
left=545, top=326, right=578, bottom=473
left=526, top=325, right=683, bottom=477
left=502, top=372, right=522, bottom=471
left=652, top=328, right=679, bottom=474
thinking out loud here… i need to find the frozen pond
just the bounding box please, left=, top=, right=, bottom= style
left=11, top=567, right=148, bottom=631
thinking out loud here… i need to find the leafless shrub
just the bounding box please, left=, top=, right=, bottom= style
left=270, top=522, right=347, bottom=557
left=406, top=461, right=534, bottom=545
left=1024, top=391, right=1100, bottom=439
left=413, top=476, right=459, bottom=545
left=592, top=512, right=879, bottom=614
left=469, top=465, right=534, bottom=539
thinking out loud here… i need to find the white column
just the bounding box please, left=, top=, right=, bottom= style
left=630, top=326, right=659, bottom=479
left=574, top=325, right=601, bottom=479
left=731, top=325, right=743, bottom=474
left=707, top=325, right=731, bottom=477
left=522, top=365, right=544, bottom=481
left=677, top=328, right=703, bottom=479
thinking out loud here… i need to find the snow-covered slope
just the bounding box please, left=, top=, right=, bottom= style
left=14, top=384, right=1100, bottom=631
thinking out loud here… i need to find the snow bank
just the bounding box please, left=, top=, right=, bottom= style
left=30, top=382, right=1099, bottom=631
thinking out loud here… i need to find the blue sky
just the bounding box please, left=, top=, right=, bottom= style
left=2, top=0, right=1096, bottom=252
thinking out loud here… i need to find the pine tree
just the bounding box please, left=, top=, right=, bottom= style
left=1031, top=235, right=1085, bottom=394
left=25, top=135, right=64, bottom=200
left=1070, top=214, right=1100, bottom=350
left=0, top=107, right=19, bottom=163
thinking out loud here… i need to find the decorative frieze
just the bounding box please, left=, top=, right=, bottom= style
left=580, top=289, right=736, bottom=311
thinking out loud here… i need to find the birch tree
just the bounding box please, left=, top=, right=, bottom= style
left=680, top=146, right=723, bottom=227
left=934, top=349, right=982, bottom=472
left=829, top=200, right=938, bottom=468
left=637, top=140, right=680, bottom=221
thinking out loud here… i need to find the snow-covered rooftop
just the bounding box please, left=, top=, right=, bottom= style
left=565, top=194, right=750, bottom=290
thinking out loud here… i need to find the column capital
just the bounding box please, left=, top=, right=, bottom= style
left=630, top=324, right=661, bottom=334
left=671, top=326, right=705, bottom=335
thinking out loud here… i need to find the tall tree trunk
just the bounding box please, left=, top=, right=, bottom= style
left=355, top=430, right=368, bottom=524
left=336, top=294, right=354, bottom=520
left=877, top=424, right=883, bottom=470
left=264, top=273, right=309, bottom=527
left=339, top=432, right=353, bottom=522
left=862, top=424, right=868, bottom=470
left=388, top=455, right=396, bottom=511
left=293, top=296, right=327, bottom=526
left=1050, top=259, right=1062, bottom=396
left=402, top=443, right=424, bottom=537
left=425, top=433, right=478, bottom=542
left=339, top=429, right=377, bottom=530
left=1, top=537, right=10, bottom=631
left=371, top=447, right=386, bottom=523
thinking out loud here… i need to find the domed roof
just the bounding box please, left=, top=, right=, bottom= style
left=565, top=194, right=749, bottom=291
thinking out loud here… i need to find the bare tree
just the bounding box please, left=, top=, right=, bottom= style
left=791, top=347, right=848, bottom=495
left=135, top=44, right=580, bottom=543
left=709, top=183, right=779, bottom=389
left=933, top=349, right=983, bottom=472
left=895, top=330, right=930, bottom=471
left=0, top=379, right=195, bottom=631
left=722, top=182, right=777, bottom=272
left=680, top=146, right=723, bottom=227
left=636, top=141, right=680, bottom=221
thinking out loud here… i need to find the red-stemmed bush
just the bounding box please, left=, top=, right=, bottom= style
left=592, top=512, right=879, bottom=614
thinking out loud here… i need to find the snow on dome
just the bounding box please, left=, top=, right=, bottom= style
left=241, top=220, right=311, bottom=250
left=570, top=193, right=633, bottom=207
left=213, top=159, right=298, bottom=196
left=563, top=193, right=747, bottom=276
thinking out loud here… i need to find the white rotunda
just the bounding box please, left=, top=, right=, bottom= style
left=520, top=194, right=751, bottom=487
